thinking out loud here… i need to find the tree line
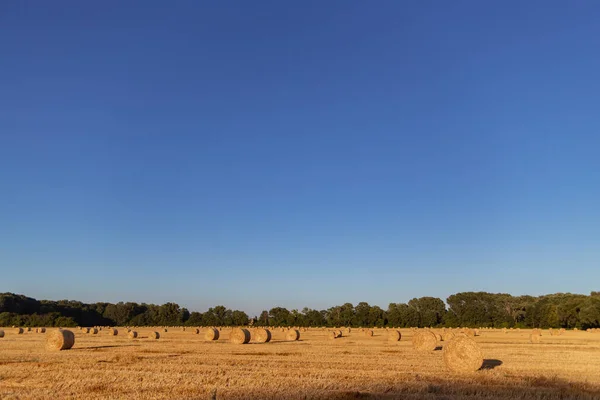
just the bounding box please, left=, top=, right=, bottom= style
left=1, top=291, right=599, bottom=329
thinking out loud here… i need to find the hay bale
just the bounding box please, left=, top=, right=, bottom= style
left=328, top=331, right=338, bottom=339
left=443, top=336, right=483, bottom=373
left=164, top=328, right=168, bottom=333
left=230, top=328, right=251, bottom=344
left=412, top=330, right=438, bottom=351
left=388, top=330, right=401, bottom=342
left=150, top=331, right=160, bottom=340
left=109, top=328, right=118, bottom=336
left=39, top=327, right=46, bottom=334
left=253, top=328, right=272, bottom=343
left=27, top=327, right=32, bottom=332
left=530, top=333, right=541, bottom=344
left=90, top=328, right=99, bottom=335
left=286, top=329, right=300, bottom=341
left=15, top=327, right=24, bottom=335
left=205, top=328, right=219, bottom=341
left=365, top=329, right=374, bottom=337
left=0, top=330, right=4, bottom=338
left=128, top=331, right=138, bottom=339
left=442, top=331, right=456, bottom=341
left=46, top=329, right=75, bottom=351
left=195, top=328, right=200, bottom=334
left=83, top=327, right=90, bottom=334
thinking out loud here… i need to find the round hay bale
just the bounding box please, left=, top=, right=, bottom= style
left=432, top=331, right=442, bottom=341
left=83, top=327, right=90, bottom=334
left=442, top=331, right=456, bottom=341
left=530, top=333, right=541, bottom=344
left=443, top=336, right=483, bottom=373
left=150, top=331, right=160, bottom=340
left=365, top=329, right=374, bottom=337
left=205, top=328, right=219, bottom=341
left=336, top=330, right=343, bottom=338
left=15, top=327, right=24, bottom=335
left=0, top=330, right=4, bottom=338
left=286, top=329, right=300, bottom=341
left=128, top=331, right=138, bottom=339
left=388, top=330, right=401, bottom=342
left=230, top=328, right=251, bottom=344
left=109, top=328, right=118, bottom=336
left=39, top=327, right=46, bottom=334
left=164, top=328, right=168, bottom=333
left=90, top=328, right=98, bottom=335
left=27, top=327, right=32, bottom=332
left=46, top=329, right=75, bottom=351
left=195, top=328, right=200, bottom=335
left=412, top=330, right=438, bottom=351
left=253, top=328, right=272, bottom=343
left=328, top=331, right=338, bottom=339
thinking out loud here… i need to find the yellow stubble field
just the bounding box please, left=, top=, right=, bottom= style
left=1, top=328, right=600, bottom=399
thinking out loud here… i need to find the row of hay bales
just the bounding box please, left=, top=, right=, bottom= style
left=42, top=327, right=298, bottom=350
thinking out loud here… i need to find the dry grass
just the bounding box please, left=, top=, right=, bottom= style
left=0, top=328, right=600, bottom=399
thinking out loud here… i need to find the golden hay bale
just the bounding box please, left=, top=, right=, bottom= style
left=230, top=328, right=251, bottom=344
left=150, top=331, right=160, bottom=340
left=286, top=329, right=300, bottom=341
left=346, top=328, right=351, bottom=333
left=388, top=330, right=401, bottom=342
left=0, top=330, right=4, bottom=338
left=364, top=329, right=374, bottom=337
left=205, top=328, right=219, bottom=341
left=195, top=328, right=200, bottom=334
left=532, top=329, right=542, bottom=336
left=109, top=328, right=118, bottom=336
left=39, top=328, right=46, bottom=334
left=328, top=331, right=338, bottom=339
left=83, top=327, right=90, bottom=334
left=442, top=331, right=456, bottom=341
left=462, top=328, right=475, bottom=337
left=46, top=329, right=75, bottom=351
left=15, top=327, right=24, bottom=335
left=443, top=336, right=483, bottom=373
left=530, top=333, right=541, bottom=344
left=412, top=330, right=438, bottom=351
left=253, top=328, right=272, bottom=343
left=128, top=331, right=138, bottom=339
left=90, top=328, right=99, bottom=335
left=27, top=327, right=32, bottom=332
left=164, top=328, right=168, bottom=333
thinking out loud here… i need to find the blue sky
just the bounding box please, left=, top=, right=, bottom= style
left=1, top=1, right=599, bottom=317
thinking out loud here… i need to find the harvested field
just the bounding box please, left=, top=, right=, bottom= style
left=0, top=328, right=599, bottom=399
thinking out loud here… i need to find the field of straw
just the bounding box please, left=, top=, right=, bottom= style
left=1, top=327, right=600, bottom=399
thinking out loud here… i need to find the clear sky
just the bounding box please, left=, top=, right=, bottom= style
left=1, top=1, right=599, bottom=317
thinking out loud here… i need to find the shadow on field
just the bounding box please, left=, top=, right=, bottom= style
left=480, top=359, right=503, bottom=370
left=209, top=375, right=600, bottom=399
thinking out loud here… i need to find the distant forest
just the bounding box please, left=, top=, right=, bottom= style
left=1, top=291, right=599, bottom=329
